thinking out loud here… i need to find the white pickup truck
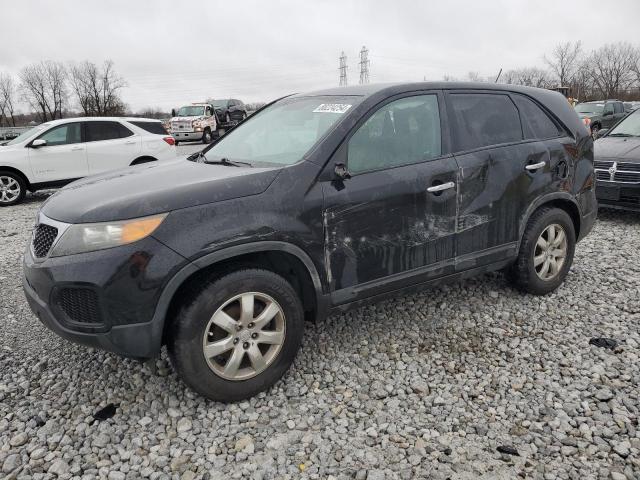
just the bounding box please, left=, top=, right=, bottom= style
left=169, top=103, right=218, bottom=144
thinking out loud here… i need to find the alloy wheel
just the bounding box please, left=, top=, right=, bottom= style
left=202, top=292, right=286, bottom=381
left=533, top=223, right=567, bottom=281
left=0, top=176, right=21, bottom=204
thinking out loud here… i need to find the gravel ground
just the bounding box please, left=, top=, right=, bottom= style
left=1, top=194, right=639, bottom=480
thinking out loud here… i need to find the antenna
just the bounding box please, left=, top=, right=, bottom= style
left=339, top=51, right=348, bottom=86
left=359, top=46, right=370, bottom=84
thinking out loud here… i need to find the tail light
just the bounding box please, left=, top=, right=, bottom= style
left=163, top=137, right=175, bottom=146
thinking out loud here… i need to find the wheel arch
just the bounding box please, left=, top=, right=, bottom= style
left=155, top=242, right=328, bottom=351
left=0, top=166, right=31, bottom=189
left=519, top=193, right=581, bottom=243
left=130, top=156, right=157, bottom=166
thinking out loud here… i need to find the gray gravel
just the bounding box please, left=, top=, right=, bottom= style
left=1, top=193, right=639, bottom=480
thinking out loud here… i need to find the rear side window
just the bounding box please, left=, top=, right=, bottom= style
left=86, top=122, right=133, bottom=142
left=348, top=94, right=441, bottom=174
left=613, top=102, right=624, bottom=114
left=604, top=103, right=615, bottom=115
left=512, top=95, right=561, bottom=140
left=130, top=121, right=167, bottom=135
left=449, top=93, right=522, bottom=151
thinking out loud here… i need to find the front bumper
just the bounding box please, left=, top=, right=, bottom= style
left=171, top=131, right=204, bottom=141
left=22, top=236, right=187, bottom=359
left=596, top=181, right=640, bottom=212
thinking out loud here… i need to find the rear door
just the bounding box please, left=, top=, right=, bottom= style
left=84, top=121, right=141, bottom=174
left=602, top=103, right=616, bottom=128
left=613, top=102, right=626, bottom=125
left=322, top=92, right=459, bottom=303
left=448, top=91, right=569, bottom=269
left=27, top=122, right=88, bottom=183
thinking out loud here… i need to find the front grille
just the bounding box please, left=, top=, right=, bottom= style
left=57, top=288, right=103, bottom=324
left=618, top=162, right=640, bottom=172
left=32, top=224, right=58, bottom=257
left=595, top=170, right=610, bottom=181
left=171, top=121, right=193, bottom=132
left=595, top=160, right=614, bottom=169
left=615, top=171, right=640, bottom=183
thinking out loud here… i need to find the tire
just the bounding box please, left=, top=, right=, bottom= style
left=0, top=171, right=26, bottom=206
left=168, top=269, right=305, bottom=402
left=509, top=207, right=575, bottom=295
left=174, top=141, right=180, bottom=146
left=202, top=128, right=212, bottom=144
left=591, top=124, right=600, bottom=138
left=225, top=113, right=231, bottom=124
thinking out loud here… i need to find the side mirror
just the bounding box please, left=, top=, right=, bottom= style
left=334, top=162, right=351, bottom=180
left=595, top=128, right=609, bottom=139
left=603, top=111, right=613, bottom=117
left=171, top=109, right=176, bottom=117
left=30, top=139, right=47, bottom=148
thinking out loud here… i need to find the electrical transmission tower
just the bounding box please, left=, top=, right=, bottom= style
left=359, top=46, right=370, bottom=84
left=339, top=51, right=348, bottom=86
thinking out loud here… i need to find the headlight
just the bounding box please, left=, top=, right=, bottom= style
left=50, top=214, right=167, bottom=257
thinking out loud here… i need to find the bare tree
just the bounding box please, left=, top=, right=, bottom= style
left=69, top=60, right=126, bottom=116
left=0, top=73, right=17, bottom=126
left=501, top=67, right=553, bottom=88
left=587, top=43, right=638, bottom=98
left=544, top=41, right=583, bottom=86
left=19, top=61, right=67, bottom=122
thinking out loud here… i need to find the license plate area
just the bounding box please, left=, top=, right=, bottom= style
left=597, top=185, right=620, bottom=201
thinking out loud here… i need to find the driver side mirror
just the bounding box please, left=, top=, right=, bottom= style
left=595, top=128, right=609, bottom=139
left=171, top=109, right=176, bottom=117
left=30, top=139, right=47, bottom=148
left=334, top=162, right=351, bottom=180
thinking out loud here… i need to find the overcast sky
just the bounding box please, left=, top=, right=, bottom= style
left=1, top=0, right=640, bottom=112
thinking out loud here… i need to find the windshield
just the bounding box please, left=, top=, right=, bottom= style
left=203, top=96, right=361, bottom=166
left=608, top=109, right=640, bottom=137
left=177, top=106, right=205, bottom=117
left=575, top=103, right=604, bottom=115
left=6, top=126, right=43, bottom=145
left=211, top=100, right=227, bottom=108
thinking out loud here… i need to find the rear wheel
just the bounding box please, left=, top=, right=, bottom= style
left=509, top=207, right=575, bottom=295
left=591, top=124, right=600, bottom=137
left=202, top=128, right=212, bottom=144
left=0, top=171, right=26, bottom=206
left=168, top=269, right=304, bottom=402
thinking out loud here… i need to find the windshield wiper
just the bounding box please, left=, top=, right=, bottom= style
left=203, top=157, right=252, bottom=167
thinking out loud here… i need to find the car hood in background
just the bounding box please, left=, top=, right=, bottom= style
left=41, top=158, right=282, bottom=224
left=595, top=137, right=640, bottom=161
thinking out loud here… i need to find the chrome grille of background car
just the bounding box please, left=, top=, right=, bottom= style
left=594, top=160, right=640, bottom=183
left=171, top=121, right=192, bottom=131
left=32, top=224, right=58, bottom=258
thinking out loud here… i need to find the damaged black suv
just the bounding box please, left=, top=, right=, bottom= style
left=23, top=83, right=596, bottom=402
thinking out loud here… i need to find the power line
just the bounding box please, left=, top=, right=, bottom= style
left=339, top=51, right=348, bottom=86
left=359, top=46, right=370, bottom=84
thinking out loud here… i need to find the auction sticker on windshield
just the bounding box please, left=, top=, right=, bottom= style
left=313, top=104, right=352, bottom=114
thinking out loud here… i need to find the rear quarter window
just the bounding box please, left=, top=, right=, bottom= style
left=449, top=93, right=522, bottom=151
left=130, top=121, right=167, bottom=135
left=512, top=94, right=562, bottom=140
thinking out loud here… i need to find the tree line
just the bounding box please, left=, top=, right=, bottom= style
left=449, top=41, right=640, bottom=101
left=0, top=60, right=126, bottom=127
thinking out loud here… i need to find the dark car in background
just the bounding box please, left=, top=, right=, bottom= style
left=594, top=108, right=640, bottom=211
left=211, top=99, right=248, bottom=124
left=575, top=100, right=627, bottom=136
left=23, top=82, right=596, bottom=402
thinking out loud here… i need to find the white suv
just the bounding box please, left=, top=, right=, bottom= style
left=0, top=117, right=177, bottom=206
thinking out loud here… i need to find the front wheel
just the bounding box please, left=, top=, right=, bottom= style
left=509, top=207, right=575, bottom=295
left=0, top=171, right=26, bottom=206
left=202, top=128, right=212, bottom=144
left=168, top=269, right=304, bottom=402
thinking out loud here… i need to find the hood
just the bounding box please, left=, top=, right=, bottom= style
left=41, top=158, right=281, bottom=223
left=0, top=143, right=23, bottom=152
left=595, top=137, right=640, bottom=161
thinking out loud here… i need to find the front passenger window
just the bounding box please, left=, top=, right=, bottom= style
left=37, top=123, right=81, bottom=146
left=348, top=95, right=441, bottom=174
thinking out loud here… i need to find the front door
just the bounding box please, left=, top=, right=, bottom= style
left=322, top=93, right=458, bottom=304
left=28, top=122, right=88, bottom=183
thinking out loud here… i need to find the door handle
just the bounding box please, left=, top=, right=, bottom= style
left=70, top=146, right=84, bottom=151
left=525, top=161, right=546, bottom=171
left=125, top=141, right=137, bottom=145
left=427, top=181, right=455, bottom=193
